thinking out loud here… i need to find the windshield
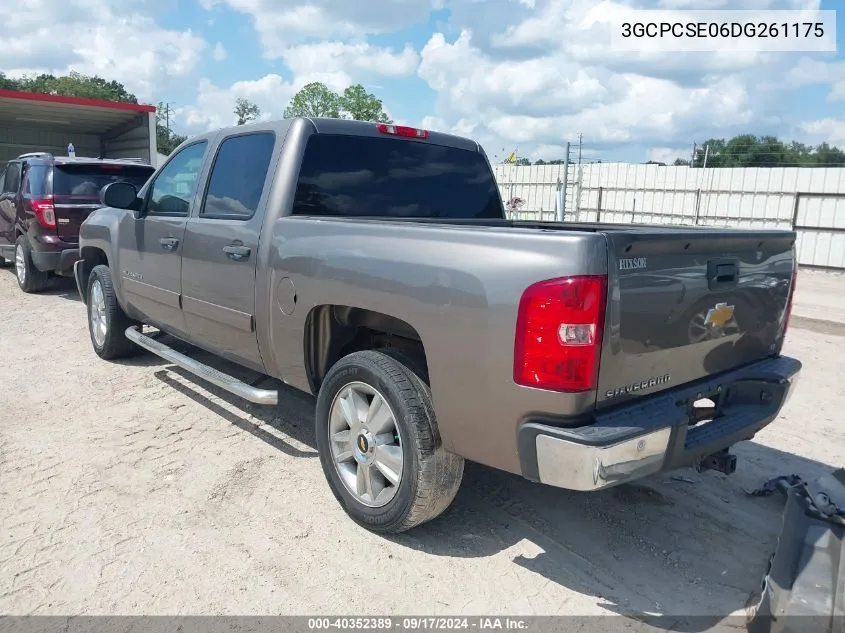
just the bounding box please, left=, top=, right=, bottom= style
left=292, top=134, right=503, bottom=219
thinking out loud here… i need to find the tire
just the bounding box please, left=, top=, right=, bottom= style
left=86, top=264, right=140, bottom=360
left=14, top=236, right=50, bottom=293
left=315, top=349, right=464, bottom=534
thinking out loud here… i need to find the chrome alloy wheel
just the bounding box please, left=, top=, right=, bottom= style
left=15, top=244, right=25, bottom=285
left=89, top=279, right=108, bottom=347
left=328, top=381, right=404, bottom=507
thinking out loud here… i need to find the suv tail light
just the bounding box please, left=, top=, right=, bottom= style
left=30, top=199, right=56, bottom=228
left=782, top=267, right=798, bottom=339
left=375, top=123, right=429, bottom=139
left=514, top=275, right=607, bottom=392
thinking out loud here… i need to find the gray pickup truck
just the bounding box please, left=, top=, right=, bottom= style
left=74, top=117, right=802, bottom=533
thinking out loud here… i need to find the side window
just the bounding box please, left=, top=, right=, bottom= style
left=0, top=167, right=7, bottom=193
left=23, top=165, right=49, bottom=196
left=200, top=132, right=275, bottom=219
left=3, top=163, right=21, bottom=194
left=147, top=141, right=208, bottom=216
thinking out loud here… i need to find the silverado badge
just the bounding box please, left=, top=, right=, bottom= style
left=704, top=302, right=735, bottom=328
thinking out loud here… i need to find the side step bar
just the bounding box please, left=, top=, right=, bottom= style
left=124, top=326, right=278, bottom=405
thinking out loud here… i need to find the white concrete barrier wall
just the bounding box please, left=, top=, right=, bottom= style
left=493, top=164, right=845, bottom=270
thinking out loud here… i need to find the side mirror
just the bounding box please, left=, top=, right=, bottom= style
left=101, top=181, right=140, bottom=211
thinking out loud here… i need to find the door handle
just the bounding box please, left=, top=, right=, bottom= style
left=706, top=258, right=739, bottom=290
left=223, top=244, right=251, bottom=261
left=159, top=237, right=179, bottom=250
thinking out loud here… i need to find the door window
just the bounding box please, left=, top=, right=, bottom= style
left=200, top=132, right=275, bottom=219
left=147, top=141, right=208, bottom=216
left=2, top=163, right=21, bottom=194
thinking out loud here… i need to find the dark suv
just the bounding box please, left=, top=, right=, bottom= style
left=0, top=152, right=155, bottom=292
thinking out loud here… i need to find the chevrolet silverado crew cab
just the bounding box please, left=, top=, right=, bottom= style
left=74, top=117, right=801, bottom=534
left=0, top=152, right=154, bottom=293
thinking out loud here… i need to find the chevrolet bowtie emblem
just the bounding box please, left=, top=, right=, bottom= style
left=704, top=302, right=735, bottom=328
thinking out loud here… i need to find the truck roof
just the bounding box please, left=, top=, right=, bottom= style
left=200, top=117, right=482, bottom=153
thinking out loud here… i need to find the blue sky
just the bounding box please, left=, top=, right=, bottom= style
left=4, top=0, right=844, bottom=163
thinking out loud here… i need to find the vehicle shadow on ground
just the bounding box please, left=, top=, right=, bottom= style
left=390, top=442, right=836, bottom=630
left=140, top=340, right=830, bottom=631
left=148, top=336, right=318, bottom=460
left=38, top=276, right=80, bottom=302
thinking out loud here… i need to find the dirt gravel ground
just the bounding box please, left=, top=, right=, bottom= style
left=1, top=265, right=843, bottom=624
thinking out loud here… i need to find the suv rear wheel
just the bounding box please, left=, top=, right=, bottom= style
left=14, top=236, right=50, bottom=293
left=315, top=349, right=464, bottom=534
left=86, top=264, right=140, bottom=360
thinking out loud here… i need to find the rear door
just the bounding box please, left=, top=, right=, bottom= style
left=117, top=141, right=209, bottom=336
left=596, top=228, right=796, bottom=408
left=51, top=162, right=154, bottom=241
left=180, top=130, right=278, bottom=371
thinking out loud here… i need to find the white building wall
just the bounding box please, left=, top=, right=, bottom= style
left=494, top=164, right=845, bottom=270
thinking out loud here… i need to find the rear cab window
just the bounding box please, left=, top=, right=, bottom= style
left=52, top=163, right=154, bottom=199
left=292, top=134, right=502, bottom=219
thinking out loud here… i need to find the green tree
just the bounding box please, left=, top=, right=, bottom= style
left=813, top=142, right=845, bottom=165
left=13, top=71, right=138, bottom=103
left=156, top=101, right=187, bottom=155
left=339, top=84, right=392, bottom=122
left=234, top=97, right=261, bottom=125
left=692, top=135, right=845, bottom=167
left=283, top=82, right=342, bottom=119
left=283, top=81, right=394, bottom=122
left=0, top=72, right=20, bottom=90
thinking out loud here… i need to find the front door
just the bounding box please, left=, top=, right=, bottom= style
left=180, top=130, right=277, bottom=371
left=0, top=162, right=22, bottom=248
left=117, top=140, right=209, bottom=337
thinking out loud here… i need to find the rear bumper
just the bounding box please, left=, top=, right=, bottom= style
left=518, top=355, right=802, bottom=491
left=30, top=247, right=80, bottom=276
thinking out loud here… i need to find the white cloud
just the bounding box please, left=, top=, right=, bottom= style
left=180, top=75, right=296, bottom=131
left=199, top=0, right=434, bottom=57
left=409, top=0, right=837, bottom=161
left=788, top=57, right=845, bottom=101
left=0, top=0, right=206, bottom=102
left=418, top=26, right=754, bottom=158
left=799, top=117, right=845, bottom=145
left=212, top=43, right=228, bottom=62
left=647, top=147, right=689, bottom=163
left=281, top=41, right=420, bottom=92
left=179, top=40, right=420, bottom=134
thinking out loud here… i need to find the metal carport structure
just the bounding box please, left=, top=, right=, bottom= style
left=0, top=89, right=156, bottom=164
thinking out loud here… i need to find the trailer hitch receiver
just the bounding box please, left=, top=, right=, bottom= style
left=696, top=448, right=737, bottom=475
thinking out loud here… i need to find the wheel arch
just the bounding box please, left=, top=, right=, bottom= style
left=303, top=305, right=429, bottom=395
left=77, top=246, right=110, bottom=304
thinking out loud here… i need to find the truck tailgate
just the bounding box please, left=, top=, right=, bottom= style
left=596, top=229, right=796, bottom=409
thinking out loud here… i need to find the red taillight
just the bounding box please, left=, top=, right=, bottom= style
left=375, top=122, right=429, bottom=139
left=30, top=199, right=56, bottom=228
left=782, top=268, right=798, bottom=339
left=514, top=275, right=607, bottom=392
